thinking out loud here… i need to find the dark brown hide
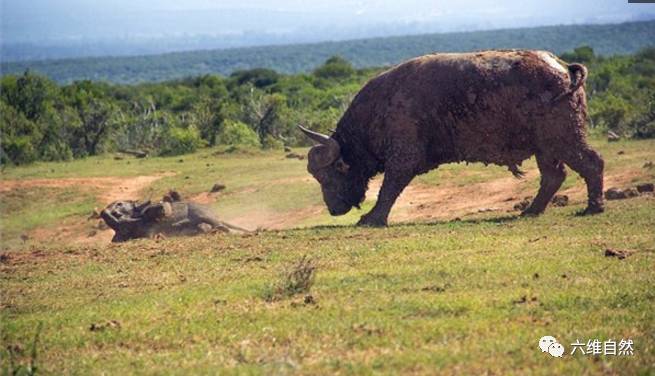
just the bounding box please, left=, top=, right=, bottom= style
left=304, top=50, right=604, bottom=226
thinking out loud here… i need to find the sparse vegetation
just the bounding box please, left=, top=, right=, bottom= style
left=263, top=256, right=316, bottom=302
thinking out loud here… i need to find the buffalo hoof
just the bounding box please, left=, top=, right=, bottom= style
left=520, top=208, right=543, bottom=217
left=357, top=215, right=387, bottom=227
left=578, top=205, right=605, bottom=216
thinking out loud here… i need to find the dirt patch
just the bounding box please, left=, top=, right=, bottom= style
left=0, top=173, right=175, bottom=204
left=1, top=173, right=175, bottom=246
left=3, top=165, right=648, bottom=245
left=228, top=205, right=325, bottom=231
left=365, top=170, right=539, bottom=223
left=218, top=168, right=647, bottom=230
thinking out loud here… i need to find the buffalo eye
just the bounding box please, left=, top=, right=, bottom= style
left=335, top=159, right=350, bottom=174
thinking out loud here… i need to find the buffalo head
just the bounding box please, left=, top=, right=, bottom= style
left=299, top=125, right=366, bottom=215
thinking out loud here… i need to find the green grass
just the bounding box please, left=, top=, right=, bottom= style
left=0, top=187, right=96, bottom=245
left=1, top=138, right=654, bottom=374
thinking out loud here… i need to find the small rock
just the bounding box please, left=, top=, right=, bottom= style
left=636, top=183, right=654, bottom=193
left=514, top=197, right=532, bottom=211
left=89, top=320, right=121, bottom=332
left=210, top=183, right=226, bottom=193
left=624, top=188, right=640, bottom=198
left=285, top=152, right=304, bottom=160
left=477, top=207, right=497, bottom=213
left=551, top=194, right=569, bottom=207
left=607, top=130, right=620, bottom=142
left=605, top=187, right=639, bottom=200
left=604, top=248, right=634, bottom=260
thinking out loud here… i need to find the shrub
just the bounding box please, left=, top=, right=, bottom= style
left=218, top=120, right=260, bottom=147
left=160, top=126, right=206, bottom=156
left=263, top=256, right=316, bottom=302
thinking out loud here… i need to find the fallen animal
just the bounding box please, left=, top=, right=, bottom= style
left=101, top=198, right=248, bottom=242
left=300, top=50, right=604, bottom=226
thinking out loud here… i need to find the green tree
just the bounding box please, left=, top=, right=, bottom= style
left=313, top=56, right=355, bottom=81
left=561, top=45, right=595, bottom=63
left=66, top=82, right=118, bottom=156
left=193, top=97, right=225, bottom=146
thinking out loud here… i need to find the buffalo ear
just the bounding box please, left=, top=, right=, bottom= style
left=308, top=144, right=340, bottom=172
left=298, top=124, right=342, bottom=172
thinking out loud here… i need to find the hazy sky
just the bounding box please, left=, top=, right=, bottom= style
left=3, top=0, right=655, bottom=43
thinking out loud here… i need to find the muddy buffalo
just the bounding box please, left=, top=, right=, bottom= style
left=101, top=197, right=247, bottom=242
left=300, top=50, right=604, bottom=226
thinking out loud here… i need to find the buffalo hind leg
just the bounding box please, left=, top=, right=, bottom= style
left=561, top=146, right=605, bottom=215
left=358, top=169, right=414, bottom=227
left=523, top=154, right=566, bottom=215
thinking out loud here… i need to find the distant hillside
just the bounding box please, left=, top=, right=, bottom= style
left=2, top=20, right=655, bottom=84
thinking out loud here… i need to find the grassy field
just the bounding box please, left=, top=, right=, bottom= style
left=1, top=138, right=654, bottom=374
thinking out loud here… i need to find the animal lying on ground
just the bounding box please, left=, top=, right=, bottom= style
left=300, top=50, right=604, bottom=227
left=101, top=193, right=247, bottom=242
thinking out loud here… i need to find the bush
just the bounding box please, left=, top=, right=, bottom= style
left=1, top=135, right=38, bottom=165
left=160, top=126, right=206, bottom=156
left=261, top=134, right=284, bottom=150
left=218, top=120, right=260, bottom=147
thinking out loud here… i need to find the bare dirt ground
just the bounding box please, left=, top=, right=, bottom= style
left=376, top=168, right=642, bottom=223
left=2, top=168, right=642, bottom=245
left=223, top=168, right=643, bottom=231
left=1, top=173, right=174, bottom=245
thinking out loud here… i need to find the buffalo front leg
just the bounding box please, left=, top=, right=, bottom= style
left=357, top=170, right=414, bottom=227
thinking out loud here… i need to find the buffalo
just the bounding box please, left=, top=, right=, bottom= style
left=300, top=50, right=604, bottom=226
